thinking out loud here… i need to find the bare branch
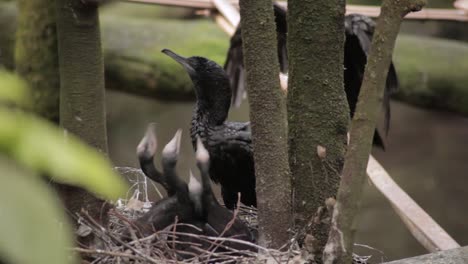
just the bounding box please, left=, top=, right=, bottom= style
left=323, top=0, right=427, bottom=263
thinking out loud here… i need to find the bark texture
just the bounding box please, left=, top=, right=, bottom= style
left=287, top=0, right=349, bottom=258
left=15, top=0, right=60, bottom=122
left=323, top=1, right=426, bottom=263
left=0, top=2, right=16, bottom=69
left=239, top=0, right=292, bottom=248
left=55, top=0, right=110, bottom=230
left=56, top=0, right=108, bottom=153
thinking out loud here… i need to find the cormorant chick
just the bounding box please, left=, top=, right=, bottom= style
left=162, top=49, right=255, bottom=209
left=225, top=4, right=399, bottom=148
left=136, top=123, right=175, bottom=195
left=135, top=129, right=201, bottom=236
left=135, top=128, right=254, bottom=258
left=193, top=137, right=255, bottom=248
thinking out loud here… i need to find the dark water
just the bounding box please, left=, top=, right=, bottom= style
left=106, top=90, right=468, bottom=261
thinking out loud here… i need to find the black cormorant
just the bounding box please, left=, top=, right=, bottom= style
left=224, top=4, right=399, bottom=147
left=162, top=49, right=255, bottom=209
left=193, top=137, right=255, bottom=247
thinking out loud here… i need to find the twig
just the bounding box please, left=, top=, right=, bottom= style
left=206, top=193, right=242, bottom=254
left=82, top=210, right=160, bottom=264
left=72, top=247, right=149, bottom=261
left=322, top=0, right=427, bottom=263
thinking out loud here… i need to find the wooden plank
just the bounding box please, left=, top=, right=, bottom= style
left=367, top=156, right=460, bottom=252
left=346, top=4, right=468, bottom=22
left=454, top=0, right=468, bottom=12
left=383, top=246, right=468, bottom=264
left=124, top=0, right=468, bottom=22
left=214, top=14, right=235, bottom=35
left=211, top=0, right=239, bottom=28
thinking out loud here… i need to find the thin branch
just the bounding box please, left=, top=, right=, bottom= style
left=323, top=0, right=427, bottom=263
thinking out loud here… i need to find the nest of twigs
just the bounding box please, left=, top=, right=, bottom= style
left=73, top=168, right=379, bottom=263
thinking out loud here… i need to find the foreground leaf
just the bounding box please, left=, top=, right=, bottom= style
left=0, top=70, right=30, bottom=107
left=0, top=157, right=77, bottom=264
left=0, top=109, right=127, bottom=200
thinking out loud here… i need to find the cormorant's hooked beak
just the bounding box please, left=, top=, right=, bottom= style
left=161, top=49, right=195, bottom=74
left=162, top=129, right=182, bottom=162
left=137, top=123, right=157, bottom=160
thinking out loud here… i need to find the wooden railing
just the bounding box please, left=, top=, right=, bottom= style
left=125, top=0, right=468, bottom=22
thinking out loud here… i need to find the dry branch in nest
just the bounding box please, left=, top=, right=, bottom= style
left=71, top=187, right=299, bottom=264
left=71, top=183, right=380, bottom=263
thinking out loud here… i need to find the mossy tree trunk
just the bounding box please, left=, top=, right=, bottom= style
left=55, top=0, right=110, bottom=229
left=239, top=0, right=292, bottom=248
left=287, top=0, right=349, bottom=260
left=15, top=0, right=60, bottom=122
left=323, top=0, right=426, bottom=263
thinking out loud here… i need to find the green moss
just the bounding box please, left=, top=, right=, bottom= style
left=15, top=0, right=60, bottom=122
left=101, top=15, right=228, bottom=99
left=100, top=2, right=195, bottom=20
left=394, top=35, right=468, bottom=115
left=347, top=0, right=452, bottom=8
left=0, top=2, right=16, bottom=69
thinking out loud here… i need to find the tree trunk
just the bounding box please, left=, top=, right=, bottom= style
left=0, top=2, right=17, bottom=69
left=55, top=0, right=110, bottom=229
left=287, top=0, right=348, bottom=259
left=15, top=0, right=60, bottom=122
left=238, top=0, right=292, bottom=248
left=323, top=1, right=426, bottom=263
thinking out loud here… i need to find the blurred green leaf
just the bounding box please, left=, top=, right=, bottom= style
left=0, top=108, right=128, bottom=200
left=0, top=156, right=77, bottom=264
left=0, top=70, right=30, bottom=107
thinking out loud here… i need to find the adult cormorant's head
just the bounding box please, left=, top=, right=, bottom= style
left=162, top=49, right=231, bottom=125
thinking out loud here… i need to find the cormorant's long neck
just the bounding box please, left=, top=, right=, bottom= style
left=139, top=158, right=172, bottom=192
left=192, top=80, right=231, bottom=127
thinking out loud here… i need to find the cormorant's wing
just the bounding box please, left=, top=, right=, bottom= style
left=203, top=122, right=255, bottom=207
left=224, top=26, right=245, bottom=108
left=224, top=2, right=288, bottom=108
left=344, top=14, right=399, bottom=148
left=215, top=122, right=252, bottom=149
left=273, top=2, right=288, bottom=73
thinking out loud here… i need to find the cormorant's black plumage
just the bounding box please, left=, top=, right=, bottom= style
left=162, top=49, right=255, bottom=209
left=135, top=128, right=254, bottom=257
left=225, top=5, right=399, bottom=148
left=194, top=138, right=255, bottom=245
left=136, top=129, right=201, bottom=237
left=136, top=123, right=176, bottom=195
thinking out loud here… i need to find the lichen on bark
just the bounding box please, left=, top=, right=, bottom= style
left=287, top=0, right=349, bottom=259
left=323, top=1, right=427, bottom=263
left=239, top=0, right=292, bottom=248
left=55, top=0, right=111, bottom=234
left=15, top=0, right=60, bottom=122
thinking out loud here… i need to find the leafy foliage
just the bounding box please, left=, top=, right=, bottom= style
left=0, top=70, right=128, bottom=263
left=0, top=108, right=128, bottom=200
left=0, top=71, right=30, bottom=107
left=0, top=157, right=77, bottom=264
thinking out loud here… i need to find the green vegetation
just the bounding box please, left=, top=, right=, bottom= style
left=394, top=35, right=468, bottom=115
left=348, top=0, right=452, bottom=8
left=0, top=70, right=128, bottom=264
left=102, top=15, right=228, bottom=100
